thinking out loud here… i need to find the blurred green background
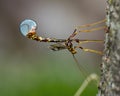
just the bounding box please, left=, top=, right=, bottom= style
left=0, top=0, right=106, bottom=96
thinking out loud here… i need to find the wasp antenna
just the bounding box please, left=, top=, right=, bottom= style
left=72, top=55, right=88, bottom=78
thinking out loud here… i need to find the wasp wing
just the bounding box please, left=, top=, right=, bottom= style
left=49, top=43, right=67, bottom=51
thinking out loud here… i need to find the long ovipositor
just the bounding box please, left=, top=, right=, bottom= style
left=20, top=19, right=66, bottom=43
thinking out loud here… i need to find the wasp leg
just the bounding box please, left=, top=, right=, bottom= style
left=68, top=19, right=106, bottom=39
left=75, top=19, right=106, bottom=29
left=75, top=46, right=103, bottom=55
left=75, top=40, right=104, bottom=44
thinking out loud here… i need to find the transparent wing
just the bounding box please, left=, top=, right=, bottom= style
left=49, top=43, right=67, bottom=51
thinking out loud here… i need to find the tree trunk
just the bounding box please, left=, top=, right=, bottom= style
left=98, top=0, right=120, bottom=96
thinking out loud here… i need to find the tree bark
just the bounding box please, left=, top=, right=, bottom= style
left=98, top=0, right=120, bottom=96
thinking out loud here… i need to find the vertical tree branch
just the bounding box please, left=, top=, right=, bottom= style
left=98, top=0, right=120, bottom=96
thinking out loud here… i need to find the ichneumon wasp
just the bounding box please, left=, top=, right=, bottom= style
left=20, top=19, right=106, bottom=72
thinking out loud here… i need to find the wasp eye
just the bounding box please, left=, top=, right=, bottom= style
left=20, top=19, right=37, bottom=36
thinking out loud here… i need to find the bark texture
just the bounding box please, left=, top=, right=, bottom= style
left=98, top=0, right=120, bottom=96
